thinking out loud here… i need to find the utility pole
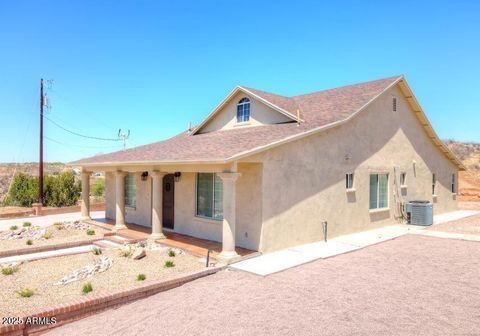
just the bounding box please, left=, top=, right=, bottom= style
left=118, top=129, right=130, bottom=150
left=39, top=78, right=44, bottom=205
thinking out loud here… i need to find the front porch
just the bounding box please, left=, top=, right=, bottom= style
left=87, top=217, right=256, bottom=261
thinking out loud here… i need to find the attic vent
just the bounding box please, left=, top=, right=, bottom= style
left=392, top=97, right=397, bottom=112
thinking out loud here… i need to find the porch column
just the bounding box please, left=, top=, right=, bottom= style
left=80, top=171, right=90, bottom=221
left=150, top=171, right=167, bottom=240
left=217, top=172, right=241, bottom=264
left=115, top=171, right=128, bottom=230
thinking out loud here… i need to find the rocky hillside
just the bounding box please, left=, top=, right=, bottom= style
left=445, top=140, right=480, bottom=201
left=0, top=163, right=69, bottom=203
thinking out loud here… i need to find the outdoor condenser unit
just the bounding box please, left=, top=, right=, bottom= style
left=405, top=200, right=433, bottom=226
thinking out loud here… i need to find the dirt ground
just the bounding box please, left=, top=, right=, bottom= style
left=45, top=234, right=480, bottom=336
left=429, top=211, right=480, bottom=235
left=0, top=247, right=203, bottom=316
left=0, top=225, right=107, bottom=252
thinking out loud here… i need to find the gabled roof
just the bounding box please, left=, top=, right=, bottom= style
left=71, top=76, right=465, bottom=170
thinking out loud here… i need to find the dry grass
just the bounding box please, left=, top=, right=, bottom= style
left=0, top=248, right=203, bottom=316
left=0, top=225, right=107, bottom=252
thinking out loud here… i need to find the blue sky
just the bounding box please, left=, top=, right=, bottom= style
left=0, top=0, right=479, bottom=163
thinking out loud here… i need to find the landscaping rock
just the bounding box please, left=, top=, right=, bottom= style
left=54, top=256, right=113, bottom=285
left=132, top=247, right=146, bottom=260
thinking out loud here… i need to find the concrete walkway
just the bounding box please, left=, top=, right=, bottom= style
left=231, top=209, right=479, bottom=276
left=0, top=244, right=96, bottom=264
left=0, top=211, right=105, bottom=231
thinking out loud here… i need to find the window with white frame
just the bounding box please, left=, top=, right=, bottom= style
left=400, top=172, right=406, bottom=186
left=432, top=173, right=436, bottom=195
left=369, top=173, right=388, bottom=209
left=236, top=97, right=251, bottom=123
left=345, top=173, right=354, bottom=189
left=451, top=173, right=456, bottom=193
left=125, top=173, right=136, bottom=208
left=196, top=173, right=223, bottom=220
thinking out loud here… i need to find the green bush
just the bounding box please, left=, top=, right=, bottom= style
left=26, top=239, right=33, bottom=245
left=137, top=273, right=146, bottom=281
left=10, top=225, right=18, bottom=231
left=2, top=266, right=19, bottom=276
left=90, top=179, right=105, bottom=197
left=168, top=250, right=176, bottom=257
left=23, top=222, right=31, bottom=227
left=92, top=247, right=102, bottom=255
left=164, top=260, right=175, bottom=268
left=17, top=288, right=34, bottom=298
left=86, top=229, right=95, bottom=236
left=82, top=282, right=93, bottom=295
left=4, top=172, right=81, bottom=208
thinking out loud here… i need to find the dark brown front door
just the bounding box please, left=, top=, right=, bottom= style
left=162, top=174, right=175, bottom=229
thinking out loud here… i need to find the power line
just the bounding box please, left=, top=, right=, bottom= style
left=44, top=115, right=122, bottom=141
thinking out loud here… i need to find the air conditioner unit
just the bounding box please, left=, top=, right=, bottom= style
left=405, top=200, right=433, bottom=226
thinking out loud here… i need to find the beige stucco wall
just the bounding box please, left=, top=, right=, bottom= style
left=199, top=91, right=293, bottom=133
left=246, top=84, right=458, bottom=252
left=104, top=172, right=152, bottom=228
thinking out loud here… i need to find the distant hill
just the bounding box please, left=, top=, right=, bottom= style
left=445, top=140, right=480, bottom=201
left=0, top=163, right=70, bottom=203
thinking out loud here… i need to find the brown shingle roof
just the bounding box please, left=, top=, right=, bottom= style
left=72, top=76, right=401, bottom=165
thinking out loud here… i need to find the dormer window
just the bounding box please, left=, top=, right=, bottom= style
left=237, top=97, right=250, bottom=123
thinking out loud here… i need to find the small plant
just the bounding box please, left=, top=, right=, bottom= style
left=23, top=222, right=32, bottom=228
left=168, top=250, right=176, bottom=257
left=17, top=288, right=34, bottom=298
left=82, top=282, right=93, bottom=295
left=53, top=222, right=64, bottom=230
left=26, top=239, right=33, bottom=246
left=9, top=225, right=18, bottom=231
left=119, top=246, right=132, bottom=258
left=92, top=247, right=102, bottom=255
left=86, top=229, right=95, bottom=236
left=42, top=232, right=53, bottom=240
left=137, top=273, right=146, bottom=281
left=164, top=260, right=175, bottom=268
left=2, top=266, right=19, bottom=276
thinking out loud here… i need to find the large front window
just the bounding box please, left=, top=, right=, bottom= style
left=369, top=173, right=388, bottom=209
left=196, top=173, right=223, bottom=220
left=125, top=173, right=136, bottom=208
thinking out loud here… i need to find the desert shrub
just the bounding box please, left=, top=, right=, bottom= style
left=42, top=232, right=53, bottom=239
left=168, top=250, right=176, bottom=257
left=164, top=260, right=175, bottom=268
left=137, top=273, right=146, bottom=281
left=4, top=172, right=80, bottom=207
left=86, top=229, right=95, bottom=236
left=23, top=222, right=31, bottom=227
left=17, top=288, right=34, bottom=298
left=26, top=239, right=33, bottom=245
left=82, top=282, right=93, bottom=295
left=53, top=222, right=64, bottom=230
left=119, top=246, right=133, bottom=258
left=2, top=266, right=19, bottom=276
left=92, top=247, right=102, bottom=255
left=9, top=225, right=18, bottom=231
left=90, top=178, right=105, bottom=197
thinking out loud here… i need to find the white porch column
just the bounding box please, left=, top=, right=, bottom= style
left=217, top=172, right=241, bottom=264
left=150, top=171, right=167, bottom=240
left=80, top=171, right=90, bottom=221
left=115, top=171, right=128, bottom=230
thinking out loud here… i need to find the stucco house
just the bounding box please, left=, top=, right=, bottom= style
left=72, top=75, right=465, bottom=263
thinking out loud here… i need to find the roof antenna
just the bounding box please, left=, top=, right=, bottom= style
left=296, top=109, right=301, bottom=126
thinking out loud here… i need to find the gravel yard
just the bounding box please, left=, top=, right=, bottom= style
left=0, top=246, right=203, bottom=316
left=0, top=223, right=107, bottom=252
left=46, top=234, right=480, bottom=336
left=429, top=212, right=480, bottom=235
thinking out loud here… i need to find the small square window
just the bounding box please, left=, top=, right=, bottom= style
left=346, top=173, right=354, bottom=189
left=400, top=172, right=406, bottom=186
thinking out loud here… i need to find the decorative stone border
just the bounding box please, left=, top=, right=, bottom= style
left=0, top=266, right=222, bottom=336
left=0, top=236, right=105, bottom=259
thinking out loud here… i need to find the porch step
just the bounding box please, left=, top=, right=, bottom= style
left=94, top=239, right=122, bottom=248
left=103, top=235, right=137, bottom=245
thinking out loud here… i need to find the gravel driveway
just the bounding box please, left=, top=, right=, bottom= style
left=45, top=234, right=480, bottom=336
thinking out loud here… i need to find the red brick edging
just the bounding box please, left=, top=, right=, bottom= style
left=0, top=266, right=222, bottom=336
left=0, top=237, right=105, bottom=259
